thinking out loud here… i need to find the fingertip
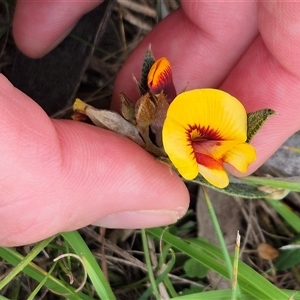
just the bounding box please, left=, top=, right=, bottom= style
left=12, top=1, right=102, bottom=58
left=93, top=208, right=187, bottom=229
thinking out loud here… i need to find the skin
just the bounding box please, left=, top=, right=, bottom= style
left=1, top=1, right=299, bottom=246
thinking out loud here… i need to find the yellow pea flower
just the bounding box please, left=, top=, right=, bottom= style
left=162, top=89, right=256, bottom=188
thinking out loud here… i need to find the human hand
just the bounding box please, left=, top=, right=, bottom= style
left=113, top=2, right=300, bottom=177
left=0, top=1, right=188, bottom=247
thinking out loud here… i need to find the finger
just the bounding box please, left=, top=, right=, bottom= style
left=0, top=75, right=188, bottom=246
left=13, top=0, right=103, bottom=58
left=112, top=2, right=258, bottom=110
left=221, top=2, right=300, bottom=174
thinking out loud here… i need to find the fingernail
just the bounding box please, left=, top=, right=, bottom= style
left=93, top=208, right=186, bottom=229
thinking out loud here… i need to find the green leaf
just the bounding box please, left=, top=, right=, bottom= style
left=184, top=258, right=208, bottom=278
left=191, top=176, right=268, bottom=199
left=140, top=46, right=155, bottom=94
left=247, top=109, right=275, bottom=142
left=275, top=248, right=300, bottom=271
left=180, top=285, right=203, bottom=297
left=275, top=234, right=300, bottom=270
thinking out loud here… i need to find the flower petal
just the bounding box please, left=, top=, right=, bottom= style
left=164, top=89, right=248, bottom=141
left=147, top=57, right=176, bottom=100
left=197, top=157, right=229, bottom=188
left=192, top=140, right=240, bottom=161
left=148, top=57, right=171, bottom=92
left=163, top=119, right=198, bottom=180
left=223, top=143, right=257, bottom=173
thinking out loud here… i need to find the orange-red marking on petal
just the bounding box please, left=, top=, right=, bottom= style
left=147, top=57, right=176, bottom=101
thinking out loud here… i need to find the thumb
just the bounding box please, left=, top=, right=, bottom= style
left=0, top=75, right=188, bottom=246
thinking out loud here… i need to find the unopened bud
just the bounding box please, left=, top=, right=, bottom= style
left=147, top=57, right=176, bottom=102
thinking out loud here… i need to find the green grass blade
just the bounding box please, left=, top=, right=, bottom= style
left=27, top=261, right=58, bottom=300
left=266, top=199, right=300, bottom=232
left=139, top=248, right=176, bottom=299
left=0, top=247, right=85, bottom=299
left=171, top=289, right=300, bottom=300
left=188, top=238, right=289, bottom=300
left=202, top=188, right=233, bottom=280
left=140, top=229, right=160, bottom=300
left=147, top=228, right=289, bottom=300
left=158, top=245, right=178, bottom=298
left=171, top=289, right=250, bottom=300
left=61, top=231, right=116, bottom=300
left=0, top=236, right=54, bottom=289
left=243, top=176, right=300, bottom=192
